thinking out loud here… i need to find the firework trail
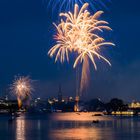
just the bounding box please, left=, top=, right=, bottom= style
left=11, top=76, right=33, bottom=108
left=48, top=3, right=114, bottom=95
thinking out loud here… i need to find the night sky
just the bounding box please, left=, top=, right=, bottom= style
left=0, top=0, right=140, bottom=101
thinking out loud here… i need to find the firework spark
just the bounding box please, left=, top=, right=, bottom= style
left=48, top=3, right=115, bottom=94
left=11, top=76, right=33, bottom=108
left=46, top=0, right=110, bottom=12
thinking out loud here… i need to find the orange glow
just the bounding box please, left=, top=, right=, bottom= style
left=17, top=97, right=22, bottom=109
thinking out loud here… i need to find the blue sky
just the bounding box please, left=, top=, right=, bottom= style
left=0, top=0, right=140, bottom=101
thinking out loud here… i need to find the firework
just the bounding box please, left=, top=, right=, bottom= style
left=46, top=0, right=110, bottom=12
left=48, top=3, right=115, bottom=94
left=11, top=76, right=33, bottom=108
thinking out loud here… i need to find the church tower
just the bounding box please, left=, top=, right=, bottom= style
left=58, top=84, right=62, bottom=103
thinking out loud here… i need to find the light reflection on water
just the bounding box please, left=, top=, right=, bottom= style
left=48, top=123, right=113, bottom=140
left=0, top=113, right=140, bottom=140
left=16, top=119, right=25, bottom=140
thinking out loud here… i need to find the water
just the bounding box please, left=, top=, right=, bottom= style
left=0, top=113, right=140, bottom=140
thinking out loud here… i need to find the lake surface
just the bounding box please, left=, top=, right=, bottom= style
left=0, top=113, right=140, bottom=140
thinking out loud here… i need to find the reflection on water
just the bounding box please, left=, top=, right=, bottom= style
left=0, top=113, right=140, bottom=140
left=16, top=119, right=25, bottom=140
left=48, top=113, right=113, bottom=140
left=49, top=123, right=113, bottom=140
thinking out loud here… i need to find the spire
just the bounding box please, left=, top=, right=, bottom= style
left=58, top=84, right=62, bottom=95
left=58, top=84, right=62, bottom=102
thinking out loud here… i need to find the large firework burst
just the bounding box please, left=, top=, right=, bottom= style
left=48, top=3, right=114, bottom=94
